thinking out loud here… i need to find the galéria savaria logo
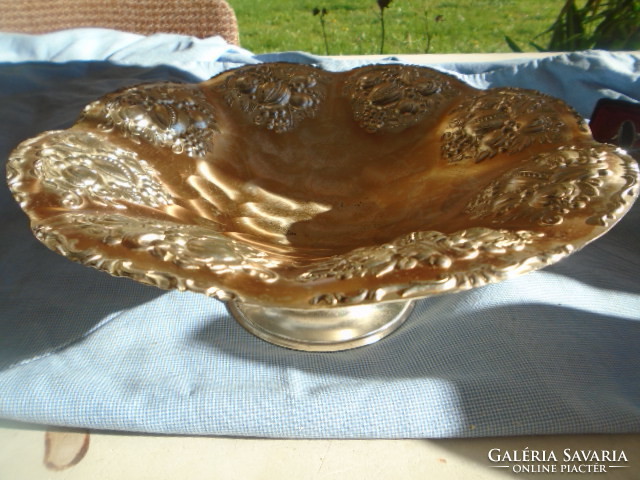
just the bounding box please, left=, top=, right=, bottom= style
left=487, top=448, right=629, bottom=474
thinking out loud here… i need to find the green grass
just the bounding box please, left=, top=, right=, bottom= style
left=228, top=0, right=563, bottom=55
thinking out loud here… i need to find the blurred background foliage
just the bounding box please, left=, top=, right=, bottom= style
left=228, top=0, right=639, bottom=55
left=507, top=0, right=640, bottom=52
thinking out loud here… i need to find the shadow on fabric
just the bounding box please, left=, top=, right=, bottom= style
left=193, top=300, right=640, bottom=436
left=0, top=60, right=203, bottom=370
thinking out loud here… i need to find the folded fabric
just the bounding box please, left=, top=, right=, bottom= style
left=0, top=29, right=638, bottom=438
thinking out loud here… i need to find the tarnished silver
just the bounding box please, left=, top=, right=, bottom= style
left=6, top=63, right=639, bottom=351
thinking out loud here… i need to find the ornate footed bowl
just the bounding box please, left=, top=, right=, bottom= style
left=7, top=63, right=639, bottom=351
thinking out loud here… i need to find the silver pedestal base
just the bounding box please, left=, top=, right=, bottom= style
left=227, top=300, right=415, bottom=352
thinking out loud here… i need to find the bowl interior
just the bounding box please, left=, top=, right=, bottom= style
left=7, top=63, right=639, bottom=309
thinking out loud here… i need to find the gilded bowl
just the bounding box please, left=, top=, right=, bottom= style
left=7, top=63, right=639, bottom=350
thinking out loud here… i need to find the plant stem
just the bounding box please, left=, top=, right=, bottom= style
left=423, top=10, right=432, bottom=53
left=320, top=16, right=329, bottom=55
left=380, top=8, right=386, bottom=54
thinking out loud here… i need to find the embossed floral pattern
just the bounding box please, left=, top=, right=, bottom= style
left=33, top=209, right=570, bottom=308
left=82, top=83, right=218, bottom=157
left=344, top=65, right=458, bottom=132
left=34, top=212, right=281, bottom=297
left=465, top=144, right=638, bottom=226
left=299, top=227, right=541, bottom=283
left=441, top=88, right=583, bottom=163
left=221, top=64, right=327, bottom=133
left=303, top=229, right=576, bottom=307
left=21, top=131, right=173, bottom=209
left=309, top=243, right=572, bottom=307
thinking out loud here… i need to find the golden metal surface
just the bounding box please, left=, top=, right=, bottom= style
left=7, top=63, right=639, bottom=350
left=228, top=300, right=415, bottom=351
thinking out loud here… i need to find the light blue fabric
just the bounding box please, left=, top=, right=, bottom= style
left=0, top=29, right=639, bottom=438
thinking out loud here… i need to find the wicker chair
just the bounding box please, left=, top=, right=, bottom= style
left=0, top=0, right=240, bottom=45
